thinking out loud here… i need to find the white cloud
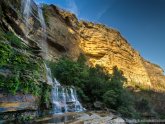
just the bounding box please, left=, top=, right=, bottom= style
left=66, top=0, right=79, bottom=16
left=96, top=0, right=116, bottom=21
left=96, top=6, right=109, bottom=21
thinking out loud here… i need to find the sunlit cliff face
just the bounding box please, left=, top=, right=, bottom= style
left=1, top=0, right=165, bottom=92
left=78, top=22, right=151, bottom=86
left=78, top=22, right=165, bottom=92
left=30, top=5, right=165, bottom=92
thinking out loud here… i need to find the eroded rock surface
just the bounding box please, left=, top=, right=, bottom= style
left=0, top=93, right=38, bottom=113
left=42, top=5, right=165, bottom=91
left=1, top=0, right=165, bottom=91
left=0, top=0, right=165, bottom=119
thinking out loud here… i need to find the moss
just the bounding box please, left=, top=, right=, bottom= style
left=0, top=28, right=7, bottom=40
left=5, top=32, right=28, bottom=49
left=0, top=42, right=12, bottom=67
left=0, top=33, right=45, bottom=97
left=41, top=83, right=51, bottom=104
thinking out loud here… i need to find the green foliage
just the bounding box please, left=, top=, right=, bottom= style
left=160, top=114, right=165, bottom=119
left=18, top=114, right=35, bottom=123
left=101, top=67, right=136, bottom=117
left=0, top=30, right=52, bottom=107
left=0, top=28, right=6, bottom=40
left=6, top=76, right=20, bottom=95
left=77, top=53, right=87, bottom=65
left=0, top=34, right=43, bottom=97
left=47, top=55, right=136, bottom=118
left=0, top=42, right=12, bottom=67
left=40, top=83, right=52, bottom=104
left=103, top=90, right=118, bottom=108
left=0, top=74, right=20, bottom=95
left=47, top=57, right=87, bottom=87
left=5, top=32, right=27, bottom=49
left=135, top=98, right=151, bottom=113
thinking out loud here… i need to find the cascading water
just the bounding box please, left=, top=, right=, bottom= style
left=22, top=0, right=84, bottom=114
left=22, top=0, right=32, bottom=36
left=37, top=5, right=46, bottom=34
left=45, top=64, right=53, bottom=85
left=37, top=4, right=48, bottom=57
left=51, top=78, right=84, bottom=114
left=22, top=0, right=47, bottom=57
left=36, top=2, right=84, bottom=114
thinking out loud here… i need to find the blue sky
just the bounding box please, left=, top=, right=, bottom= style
left=35, top=0, right=165, bottom=72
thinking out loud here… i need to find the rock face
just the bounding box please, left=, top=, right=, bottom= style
left=43, top=6, right=165, bottom=91
left=143, top=60, right=165, bottom=91
left=35, top=111, right=126, bottom=124
left=0, top=93, right=38, bottom=113
left=0, top=0, right=45, bottom=121
left=78, top=22, right=151, bottom=87
left=0, top=0, right=165, bottom=120
left=0, top=0, right=165, bottom=92
left=0, top=92, right=38, bottom=122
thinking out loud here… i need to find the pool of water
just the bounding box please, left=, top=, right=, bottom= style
left=33, top=112, right=80, bottom=124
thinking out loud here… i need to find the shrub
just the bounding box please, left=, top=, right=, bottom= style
left=135, top=98, right=151, bottom=112
left=0, top=42, right=12, bottom=67
left=103, top=90, right=119, bottom=108
left=47, top=55, right=136, bottom=117
left=0, top=35, right=43, bottom=97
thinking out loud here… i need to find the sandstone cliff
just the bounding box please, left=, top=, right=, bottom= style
left=1, top=0, right=165, bottom=121
left=43, top=5, right=165, bottom=91
left=1, top=0, right=165, bottom=92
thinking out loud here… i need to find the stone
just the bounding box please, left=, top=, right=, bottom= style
left=39, top=3, right=165, bottom=92
left=78, top=112, right=126, bottom=124
left=0, top=93, right=38, bottom=113
left=1, top=0, right=165, bottom=117
left=1, top=0, right=164, bottom=93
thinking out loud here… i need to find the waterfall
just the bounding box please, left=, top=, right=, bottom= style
left=70, top=88, right=76, bottom=102
left=74, top=89, right=83, bottom=112
left=51, top=78, right=84, bottom=114
left=22, top=0, right=32, bottom=36
left=44, top=65, right=83, bottom=114
left=38, top=5, right=46, bottom=33
left=37, top=5, right=48, bottom=57
left=45, top=64, right=53, bottom=85
left=22, top=0, right=84, bottom=114
left=62, top=88, right=67, bottom=113
left=22, top=0, right=48, bottom=58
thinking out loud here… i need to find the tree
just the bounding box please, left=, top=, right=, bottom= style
left=48, top=56, right=136, bottom=117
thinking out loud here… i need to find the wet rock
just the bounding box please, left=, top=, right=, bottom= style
left=0, top=93, right=38, bottom=113
left=2, top=0, right=165, bottom=93
left=77, top=112, right=126, bottom=124
left=0, top=110, right=38, bottom=123
left=68, top=120, right=84, bottom=124
left=34, top=111, right=125, bottom=124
